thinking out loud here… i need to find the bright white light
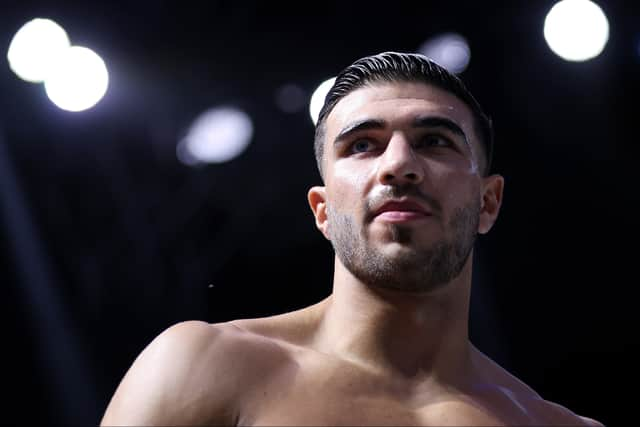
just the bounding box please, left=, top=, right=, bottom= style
left=309, top=77, right=336, bottom=125
left=7, top=18, right=71, bottom=83
left=177, top=107, right=254, bottom=165
left=417, top=33, right=471, bottom=74
left=43, top=46, right=109, bottom=112
left=544, top=0, right=609, bottom=62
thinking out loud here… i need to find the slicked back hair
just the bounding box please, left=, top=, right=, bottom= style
left=314, top=51, right=494, bottom=178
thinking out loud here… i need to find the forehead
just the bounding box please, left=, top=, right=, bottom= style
left=325, top=81, right=476, bottom=141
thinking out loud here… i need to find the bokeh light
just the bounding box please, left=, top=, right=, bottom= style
left=417, top=33, right=471, bottom=74
left=309, top=77, right=336, bottom=125
left=7, top=18, right=71, bottom=83
left=544, top=0, right=609, bottom=62
left=275, top=83, right=306, bottom=114
left=177, top=106, right=254, bottom=166
left=43, top=46, right=109, bottom=112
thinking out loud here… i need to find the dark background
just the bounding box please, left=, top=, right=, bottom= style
left=0, top=1, right=635, bottom=425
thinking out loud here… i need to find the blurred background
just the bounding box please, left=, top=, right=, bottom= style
left=0, top=0, right=635, bottom=424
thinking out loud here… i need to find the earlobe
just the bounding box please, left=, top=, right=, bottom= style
left=478, top=174, right=504, bottom=235
left=308, top=186, right=330, bottom=239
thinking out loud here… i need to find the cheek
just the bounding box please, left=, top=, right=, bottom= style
left=435, top=171, right=481, bottom=210
left=438, top=153, right=478, bottom=176
left=327, top=163, right=369, bottom=210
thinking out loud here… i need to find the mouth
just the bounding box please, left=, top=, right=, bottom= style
left=373, top=200, right=432, bottom=223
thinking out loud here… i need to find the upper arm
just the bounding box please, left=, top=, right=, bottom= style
left=580, top=415, right=606, bottom=427
left=530, top=398, right=605, bottom=427
left=100, top=321, right=243, bottom=426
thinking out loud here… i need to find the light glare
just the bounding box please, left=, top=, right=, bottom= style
left=44, top=46, right=109, bottom=112
left=177, top=107, right=253, bottom=165
left=7, top=18, right=71, bottom=83
left=417, top=33, right=471, bottom=74
left=309, top=77, right=336, bottom=125
left=543, top=0, right=609, bottom=62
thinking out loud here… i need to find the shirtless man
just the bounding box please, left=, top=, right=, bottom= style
left=101, top=52, right=604, bottom=426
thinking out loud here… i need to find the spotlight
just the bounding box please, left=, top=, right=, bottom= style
left=544, top=0, right=609, bottom=62
left=275, top=83, right=306, bottom=114
left=417, top=33, right=471, bottom=74
left=43, top=46, right=109, bottom=112
left=7, top=18, right=71, bottom=83
left=309, top=77, right=335, bottom=125
left=177, top=107, right=254, bottom=166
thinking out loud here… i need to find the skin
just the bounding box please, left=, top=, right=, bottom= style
left=101, top=82, right=604, bottom=426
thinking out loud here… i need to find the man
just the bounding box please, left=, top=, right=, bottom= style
left=101, top=52, right=603, bottom=426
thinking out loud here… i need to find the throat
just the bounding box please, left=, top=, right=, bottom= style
left=312, top=291, right=473, bottom=383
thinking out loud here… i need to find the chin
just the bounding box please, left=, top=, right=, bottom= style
left=378, top=238, right=437, bottom=257
left=377, top=245, right=431, bottom=270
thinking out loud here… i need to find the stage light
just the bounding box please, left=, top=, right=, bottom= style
left=417, top=33, right=471, bottom=74
left=275, top=83, right=306, bottom=114
left=309, top=77, right=335, bottom=125
left=43, top=46, right=109, bottom=112
left=177, top=107, right=254, bottom=166
left=7, top=18, right=71, bottom=83
left=544, top=0, right=609, bottom=62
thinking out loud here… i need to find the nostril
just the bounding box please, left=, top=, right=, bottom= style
left=405, top=172, right=418, bottom=181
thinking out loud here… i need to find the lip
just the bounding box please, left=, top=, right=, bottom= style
left=373, top=200, right=432, bottom=223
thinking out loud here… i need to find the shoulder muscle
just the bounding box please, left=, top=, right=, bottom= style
left=531, top=398, right=604, bottom=426
left=101, top=320, right=247, bottom=426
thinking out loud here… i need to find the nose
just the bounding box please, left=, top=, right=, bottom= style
left=376, top=133, right=424, bottom=186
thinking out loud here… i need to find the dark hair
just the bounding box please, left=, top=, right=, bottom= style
left=314, top=51, right=494, bottom=177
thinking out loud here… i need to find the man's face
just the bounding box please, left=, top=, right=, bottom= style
left=310, top=82, right=500, bottom=293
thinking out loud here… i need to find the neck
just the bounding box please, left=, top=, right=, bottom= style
left=313, top=255, right=475, bottom=386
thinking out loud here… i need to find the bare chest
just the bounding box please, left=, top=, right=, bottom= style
left=238, top=359, right=539, bottom=426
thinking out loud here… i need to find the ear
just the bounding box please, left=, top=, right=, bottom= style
left=478, top=174, right=504, bottom=235
left=308, top=186, right=330, bottom=240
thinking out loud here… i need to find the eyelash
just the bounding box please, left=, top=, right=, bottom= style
left=416, top=134, right=453, bottom=148
left=348, top=134, right=454, bottom=155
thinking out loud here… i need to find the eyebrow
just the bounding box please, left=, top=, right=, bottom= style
left=413, top=116, right=468, bottom=144
left=333, top=118, right=386, bottom=146
left=333, top=116, right=469, bottom=147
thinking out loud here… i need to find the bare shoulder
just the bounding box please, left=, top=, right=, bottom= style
left=470, top=346, right=604, bottom=426
left=101, top=320, right=287, bottom=426
left=526, top=397, right=605, bottom=426
left=470, top=345, right=541, bottom=398
left=229, top=300, right=324, bottom=345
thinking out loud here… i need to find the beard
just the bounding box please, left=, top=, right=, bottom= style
left=326, top=195, right=480, bottom=294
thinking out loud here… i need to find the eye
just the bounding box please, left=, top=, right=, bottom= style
left=350, top=138, right=375, bottom=153
left=416, top=134, right=453, bottom=149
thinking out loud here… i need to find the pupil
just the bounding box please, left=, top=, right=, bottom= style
left=356, top=141, right=368, bottom=151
